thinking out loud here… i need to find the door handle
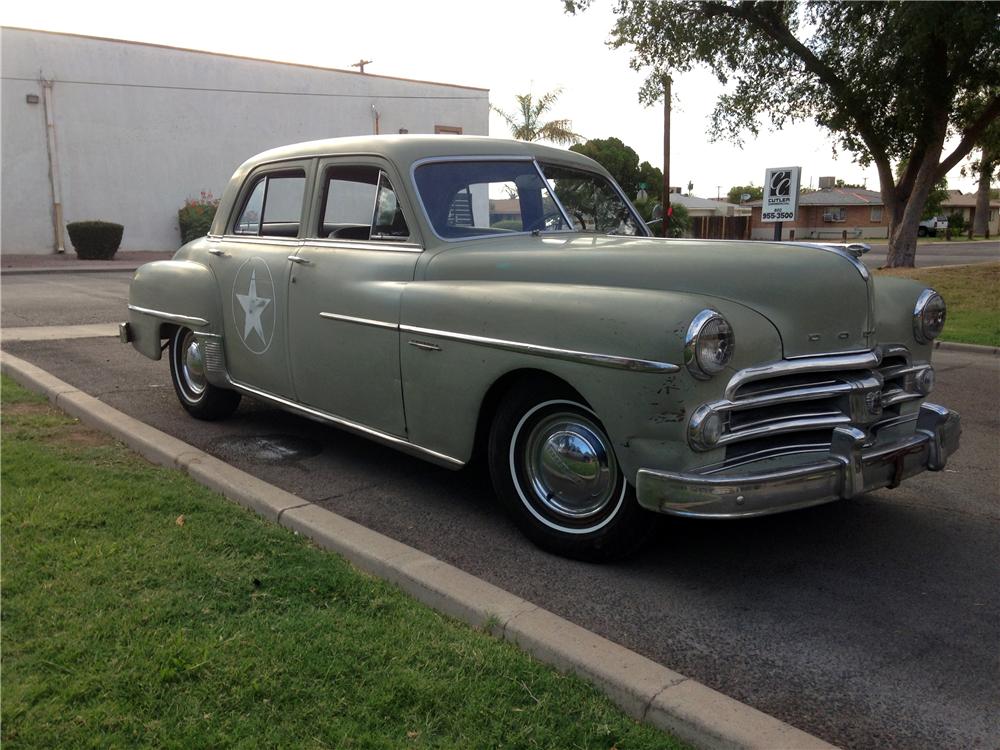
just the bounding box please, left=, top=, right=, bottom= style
left=208, top=248, right=228, bottom=257
left=287, top=255, right=311, bottom=265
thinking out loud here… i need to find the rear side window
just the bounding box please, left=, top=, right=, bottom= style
left=319, top=165, right=410, bottom=242
left=233, top=171, right=306, bottom=237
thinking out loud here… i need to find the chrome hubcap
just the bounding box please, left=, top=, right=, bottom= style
left=181, top=331, right=207, bottom=396
left=523, top=412, right=618, bottom=520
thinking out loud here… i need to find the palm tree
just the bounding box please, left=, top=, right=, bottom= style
left=492, top=88, right=583, bottom=145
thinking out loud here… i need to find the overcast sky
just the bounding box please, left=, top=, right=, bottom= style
left=2, top=0, right=983, bottom=197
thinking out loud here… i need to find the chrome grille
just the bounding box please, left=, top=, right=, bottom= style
left=690, top=348, right=931, bottom=455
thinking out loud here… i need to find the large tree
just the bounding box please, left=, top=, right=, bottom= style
left=571, top=137, right=641, bottom=196
left=727, top=184, right=763, bottom=204
left=492, top=88, right=583, bottom=145
left=966, top=120, right=1000, bottom=236
left=566, top=1, right=1000, bottom=266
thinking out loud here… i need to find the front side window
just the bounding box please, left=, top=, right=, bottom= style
left=540, top=163, right=643, bottom=236
left=413, top=160, right=645, bottom=239
left=233, top=171, right=306, bottom=237
left=319, top=165, right=410, bottom=242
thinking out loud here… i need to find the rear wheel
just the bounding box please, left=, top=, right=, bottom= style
left=168, top=327, right=240, bottom=420
left=488, top=382, right=655, bottom=561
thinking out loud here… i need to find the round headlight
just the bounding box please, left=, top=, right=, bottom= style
left=685, top=310, right=735, bottom=379
left=913, top=289, right=946, bottom=344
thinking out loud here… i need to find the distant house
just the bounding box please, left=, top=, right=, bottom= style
left=748, top=183, right=888, bottom=240
left=668, top=193, right=749, bottom=218
left=940, top=190, right=1000, bottom=235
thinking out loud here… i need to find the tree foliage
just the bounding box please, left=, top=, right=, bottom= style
left=638, top=161, right=664, bottom=202
left=570, top=137, right=641, bottom=196
left=492, top=88, right=583, bottom=145
left=570, top=137, right=665, bottom=202
left=726, top=184, right=763, bottom=204
left=566, top=0, right=1000, bottom=266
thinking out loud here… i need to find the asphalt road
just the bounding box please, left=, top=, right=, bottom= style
left=1, top=271, right=133, bottom=327
left=860, top=240, right=998, bottom=268
left=3, top=271, right=999, bottom=750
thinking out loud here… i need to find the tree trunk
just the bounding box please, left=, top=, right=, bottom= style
left=884, top=153, right=943, bottom=268
left=972, top=157, right=993, bottom=236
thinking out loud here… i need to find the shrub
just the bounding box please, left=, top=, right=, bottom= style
left=66, top=221, right=124, bottom=260
left=178, top=191, right=220, bottom=244
left=947, top=211, right=966, bottom=233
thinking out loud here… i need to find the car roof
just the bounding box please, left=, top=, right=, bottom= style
left=238, top=134, right=604, bottom=174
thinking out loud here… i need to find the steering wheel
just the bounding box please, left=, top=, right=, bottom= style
left=524, top=210, right=566, bottom=233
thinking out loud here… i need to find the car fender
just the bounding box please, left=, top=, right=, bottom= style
left=872, top=275, right=935, bottom=359
left=127, top=259, right=222, bottom=360
left=398, top=281, right=782, bottom=477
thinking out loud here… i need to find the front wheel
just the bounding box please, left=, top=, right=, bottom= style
left=488, top=384, right=656, bottom=561
left=917, top=226, right=928, bottom=237
left=168, top=327, right=241, bottom=420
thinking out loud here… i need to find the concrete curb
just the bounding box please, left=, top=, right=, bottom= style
left=2, top=324, right=120, bottom=343
left=1, top=351, right=837, bottom=750
left=934, top=340, right=998, bottom=356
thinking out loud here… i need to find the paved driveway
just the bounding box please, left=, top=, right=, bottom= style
left=2, top=271, right=998, bottom=750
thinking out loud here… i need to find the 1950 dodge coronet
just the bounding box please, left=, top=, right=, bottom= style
left=122, top=135, right=960, bottom=560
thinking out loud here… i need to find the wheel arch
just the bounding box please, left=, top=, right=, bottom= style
left=471, top=368, right=587, bottom=465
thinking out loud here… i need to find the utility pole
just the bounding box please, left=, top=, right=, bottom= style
left=662, top=75, right=671, bottom=236
left=351, top=59, right=373, bottom=73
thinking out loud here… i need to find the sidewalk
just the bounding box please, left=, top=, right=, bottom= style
left=1, top=250, right=174, bottom=275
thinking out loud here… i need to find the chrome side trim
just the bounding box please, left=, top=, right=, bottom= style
left=306, top=238, right=423, bottom=253
left=399, top=324, right=680, bottom=373
left=127, top=304, right=209, bottom=328
left=226, top=377, right=465, bottom=469
left=219, top=235, right=302, bottom=247
left=724, top=351, right=881, bottom=400
left=319, top=312, right=398, bottom=330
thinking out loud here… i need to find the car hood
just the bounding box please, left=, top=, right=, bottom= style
left=425, top=234, right=873, bottom=357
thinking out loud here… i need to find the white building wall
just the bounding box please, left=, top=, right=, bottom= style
left=1, top=28, right=489, bottom=254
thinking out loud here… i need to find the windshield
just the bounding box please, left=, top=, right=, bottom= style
left=413, top=159, right=646, bottom=240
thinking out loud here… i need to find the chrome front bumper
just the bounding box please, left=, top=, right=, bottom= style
left=636, top=403, right=960, bottom=518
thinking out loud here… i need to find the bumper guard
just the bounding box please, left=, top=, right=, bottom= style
left=637, top=403, right=960, bottom=518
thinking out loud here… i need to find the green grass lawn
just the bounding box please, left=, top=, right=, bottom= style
left=876, top=262, right=1000, bottom=347
left=0, top=376, right=685, bottom=750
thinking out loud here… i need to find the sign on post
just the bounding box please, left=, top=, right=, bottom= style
left=761, top=167, right=801, bottom=223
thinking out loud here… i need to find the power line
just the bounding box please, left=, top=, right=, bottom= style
left=1, top=76, right=487, bottom=100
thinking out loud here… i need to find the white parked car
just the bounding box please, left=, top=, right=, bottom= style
left=918, top=216, right=948, bottom=237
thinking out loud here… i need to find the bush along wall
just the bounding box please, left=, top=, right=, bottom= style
left=179, top=192, right=220, bottom=244
left=66, top=221, right=124, bottom=260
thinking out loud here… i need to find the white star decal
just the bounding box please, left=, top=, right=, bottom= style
left=236, top=269, right=272, bottom=343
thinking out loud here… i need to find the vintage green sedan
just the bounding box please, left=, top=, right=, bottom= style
left=121, top=135, right=960, bottom=560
